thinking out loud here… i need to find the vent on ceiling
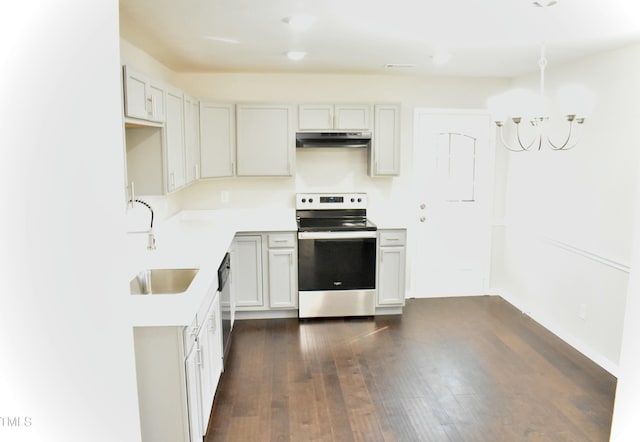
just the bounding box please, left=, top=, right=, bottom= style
left=384, top=63, right=416, bottom=69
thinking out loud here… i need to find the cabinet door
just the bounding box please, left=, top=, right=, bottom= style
left=335, top=104, right=371, bottom=130
left=236, top=105, right=294, bottom=176
left=377, top=246, right=406, bottom=306
left=184, top=95, right=200, bottom=185
left=165, top=87, right=186, bottom=192
left=198, top=295, right=222, bottom=427
left=185, top=344, right=203, bottom=442
left=370, top=104, right=401, bottom=176
left=298, top=104, right=334, bottom=130
left=268, top=248, right=297, bottom=309
left=123, top=66, right=164, bottom=123
left=200, top=103, right=235, bottom=178
left=123, top=66, right=150, bottom=120
left=147, top=81, right=165, bottom=122
left=233, top=235, right=264, bottom=308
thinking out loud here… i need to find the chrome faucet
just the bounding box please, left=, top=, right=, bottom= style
left=130, top=199, right=156, bottom=250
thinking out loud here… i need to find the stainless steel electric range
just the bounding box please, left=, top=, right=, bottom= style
left=296, top=193, right=377, bottom=318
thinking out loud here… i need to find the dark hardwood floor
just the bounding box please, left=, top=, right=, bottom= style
left=205, top=296, right=616, bottom=441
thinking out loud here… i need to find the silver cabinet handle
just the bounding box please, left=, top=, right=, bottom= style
left=420, top=203, right=426, bottom=210
left=129, top=181, right=135, bottom=208
left=420, top=216, right=426, bottom=222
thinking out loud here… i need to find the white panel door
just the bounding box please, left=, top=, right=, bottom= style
left=165, top=88, right=186, bottom=192
left=236, top=104, right=293, bottom=176
left=268, top=248, right=297, bottom=309
left=334, top=104, right=370, bottom=130
left=185, top=344, right=203, bottom=442
left=200, top=103, right=235, bottom=178
left=184, top=95, right=200, bottom=185
left=412, top=110, right=494, bottom=297
left=233, top=235, right=264, bottom=308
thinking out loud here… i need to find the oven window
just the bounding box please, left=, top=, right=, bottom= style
left=298, top=237, right=376, bottom=291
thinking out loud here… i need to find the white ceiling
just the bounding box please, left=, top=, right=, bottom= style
left=119, top=0, right=640, bottom=78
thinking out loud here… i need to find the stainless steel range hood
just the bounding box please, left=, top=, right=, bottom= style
left=295, top=131, right=372, bottom=148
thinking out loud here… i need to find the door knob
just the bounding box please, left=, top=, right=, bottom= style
left=420, top=216, right=426, bottom=222
left=420, top=203, right=426, bottom=210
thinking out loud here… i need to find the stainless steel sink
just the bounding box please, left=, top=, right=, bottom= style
left=130, top=268, right=199, bottom=295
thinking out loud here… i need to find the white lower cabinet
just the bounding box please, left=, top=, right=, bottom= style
left=232, top=234, right=264, bottom=309
left=267, top=233, right=298, bottom=309
left=198, top=295, right=223, bottom=412
left=233, top=232, right=298, bottom=313
left=377, top=229, right=407, bottom=307
left=134, top=291, right=223, bottom=442
left=185, top=343, right=203, bottom=441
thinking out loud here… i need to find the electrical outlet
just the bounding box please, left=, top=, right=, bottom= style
left=221, top=190, right=229, bottom=203
left=578, top=303, right=587, bottom=320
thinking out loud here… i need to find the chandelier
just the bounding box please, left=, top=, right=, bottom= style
left=489, top=1, right=594, bottom=152
left=491, top=45, right=590, bottom=152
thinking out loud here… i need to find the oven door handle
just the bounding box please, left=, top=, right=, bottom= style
left=298, top=231, right=377, bottom=240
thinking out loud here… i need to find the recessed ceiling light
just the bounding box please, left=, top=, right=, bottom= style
left=532, top=1, right=558, bottom=7
left=287, top=51, right=306, bottom=61
left=202, top=36, right=240, bottom=44
left=283, top=14, right=316, bottom=31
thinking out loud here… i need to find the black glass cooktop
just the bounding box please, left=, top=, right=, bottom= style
left=297, top=216, right=377, bottom=232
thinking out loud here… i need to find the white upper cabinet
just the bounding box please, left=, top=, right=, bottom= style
left=199, top=103, right=235, bottom=178
left=370, top=104, right=401, bottom=176
left=165, top=86, right=186, bottom=192
left=183, top=94, right=200, bottom=185
left=123, top=65, right=165, bottom=124
left=236, top=104, right=294, bottom=177
left=298, top=104, right=371, bottom=131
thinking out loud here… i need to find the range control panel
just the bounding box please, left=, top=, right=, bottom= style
left=296, top=193, right=368, bottom=210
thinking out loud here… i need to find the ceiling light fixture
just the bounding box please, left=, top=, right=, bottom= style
left=489, top=45, right=590, bottom=151
left=283, top=14, right=316, bottom=31
left=286, top=51, right=306, bottom=61
left=532, top=1, right=557, bottom=7
left=488, top=1, right=593, bottom=152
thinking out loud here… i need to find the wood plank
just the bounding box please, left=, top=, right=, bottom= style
left=205, top=297, right=616, bottom=441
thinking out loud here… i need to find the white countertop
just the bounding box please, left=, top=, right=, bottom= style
left=127, top=208, right=296, bottom=327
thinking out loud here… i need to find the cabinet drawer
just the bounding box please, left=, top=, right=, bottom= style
left=379, top=230, right=406, bottom=246
left=268, top=233, right=296, bottom=248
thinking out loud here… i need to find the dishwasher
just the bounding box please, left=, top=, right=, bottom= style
left=218, top=252, right=233, bottom=366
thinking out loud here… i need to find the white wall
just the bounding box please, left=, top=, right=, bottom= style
left=611, top=118, right=640, bottom=438
left=0, top=2, right=140, bottom=441
left=172, top=71, right=509, bottom=220
left=491, top=43, right=640, bottom=374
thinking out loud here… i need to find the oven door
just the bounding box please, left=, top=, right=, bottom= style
left=297, top=231, right=377, bottom=318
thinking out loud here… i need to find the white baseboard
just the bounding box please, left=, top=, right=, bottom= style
left=494, top=287, right=619, bottom=377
